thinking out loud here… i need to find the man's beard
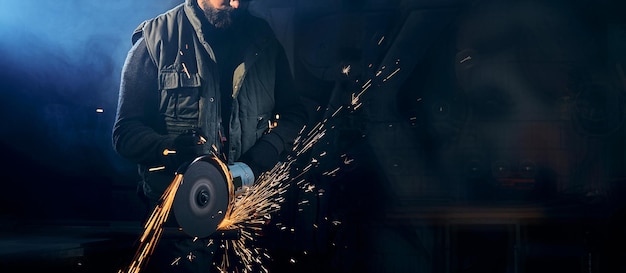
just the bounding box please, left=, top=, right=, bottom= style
left=203, top=6, right=238, bottom=29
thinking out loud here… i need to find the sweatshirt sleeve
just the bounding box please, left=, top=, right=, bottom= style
left=112, top=38, right=176, bottom=166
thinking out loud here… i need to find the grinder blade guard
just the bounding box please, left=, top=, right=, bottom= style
left=173, top=156, right=234, bottom=238
left=173, top=156, right=256, bottom=238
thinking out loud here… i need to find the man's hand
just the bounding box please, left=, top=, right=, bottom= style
left=239, top=140, right=280, bottom=180
left=163, top=129, right=207, bottom=172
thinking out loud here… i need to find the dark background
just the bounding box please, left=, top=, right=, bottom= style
left=1, top=0, right=626, bottom=272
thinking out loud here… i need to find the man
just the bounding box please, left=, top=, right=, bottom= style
left=112, top=0, right=311, bottom=271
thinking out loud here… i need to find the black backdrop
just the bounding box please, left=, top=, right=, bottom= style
left=2, top=1, right=626, bottom=272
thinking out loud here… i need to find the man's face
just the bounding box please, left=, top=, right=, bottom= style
left=197, top=0, right=245, bottom=29
left=200, top=0, right=241, bottom=10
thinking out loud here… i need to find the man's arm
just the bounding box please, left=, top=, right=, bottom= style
left=239, top=42, right=316, bottom=176
left=112, top=38, right=175, bottom=166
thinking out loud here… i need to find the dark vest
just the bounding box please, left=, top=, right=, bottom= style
left=132, top=2, right=280, bottom=163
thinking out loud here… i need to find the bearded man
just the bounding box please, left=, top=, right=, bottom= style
left=112, top=0, right=311, bottom=272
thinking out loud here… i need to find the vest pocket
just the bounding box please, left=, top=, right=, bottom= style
left=159, top=69, right=201, bottom=119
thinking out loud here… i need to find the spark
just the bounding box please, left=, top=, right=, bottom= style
left=118, top=174, right=184, bottom=273
left=322, top=167, right=340, bottom=177
left=148, top=166, right=166, bottom=172
left=267, top=120, right=278, bottom=132
left=162, top=149, right=176, bottom=156
left=459, top=55, right=472, bottom=64
left=187, top=252, right=196, bottom=262
left=343, top=157, right=354, bottom=165
left=328, top=106, right=343, bottom=119
left=383, top=67, right=401, bottom=82
left=181, top=63, right=191, bottom=79
left=350, top=93, right=361, bottom=108
left=361, top=79, right=372, bottom=90
left=341, top=65, right=351, bottom=76
left=352, top=78, right=374, bottom=107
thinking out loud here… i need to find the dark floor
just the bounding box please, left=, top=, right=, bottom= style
left=0, top=222, right=139, bottom=273
left=2, top=200, right=625, bottom=273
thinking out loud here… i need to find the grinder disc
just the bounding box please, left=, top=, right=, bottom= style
left=173, top=157, right=230, bottom=238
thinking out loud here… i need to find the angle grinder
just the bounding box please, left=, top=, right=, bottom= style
left=172, top=155, right=255, bottom=238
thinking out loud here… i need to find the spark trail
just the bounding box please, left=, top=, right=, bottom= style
left=120, top=35, right=402, bottom=273
left=211, top=56, right=403, bottom=272
left=212, top=123, right=328, bottom=272
left=118, top=174, right=184, bottom=273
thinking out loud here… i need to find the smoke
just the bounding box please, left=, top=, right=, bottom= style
left=0, top=0, right=181, bottom=177
left=0, top=0, right=301, bottom=222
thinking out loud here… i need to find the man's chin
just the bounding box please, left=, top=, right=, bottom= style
left=204, top=7, right=237, bottom=29
left=213, top=20, right=233, bottom=29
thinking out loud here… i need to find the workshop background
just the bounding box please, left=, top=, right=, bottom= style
left=1, top=0, right=626, bottom=272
